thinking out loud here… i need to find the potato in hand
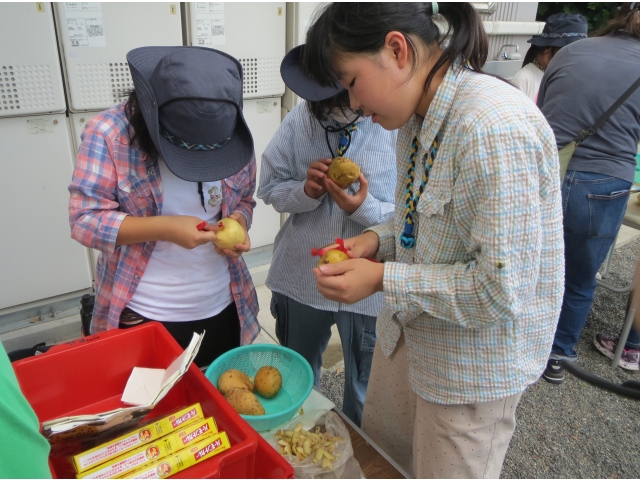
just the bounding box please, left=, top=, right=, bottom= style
left=254, top=366, right=283, bottom=399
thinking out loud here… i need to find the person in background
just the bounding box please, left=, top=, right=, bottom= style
left=538, top=3, right=640, bottom=380
left=511, top=13, right=587, bottom=102
left=0, top=343, right=52, bottom=478
left=257, top=45, right=397, bottom=426
left=68, top=46, right=259, bottom=368
left=304, top=3, right=564, bottom=477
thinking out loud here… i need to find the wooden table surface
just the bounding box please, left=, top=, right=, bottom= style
left=333, top=409, right=409, bottom=479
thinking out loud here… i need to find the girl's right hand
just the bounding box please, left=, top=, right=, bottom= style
left=161, top=216, right=219, bottom=249
left=304, top=159, right=332, bottom=199
left=315, top=231, right=380, bottom=260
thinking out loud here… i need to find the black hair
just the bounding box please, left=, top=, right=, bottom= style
left=303, top=3, right=488, bottom=93
left=522, top=45, right=561, bottom=68
left=595, top=2, right=640, bottom=38
left=306, top=89, right=354, bottom=123
left=124, top=90, right=159, bottom=162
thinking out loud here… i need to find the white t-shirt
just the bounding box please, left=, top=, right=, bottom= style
left=127, top=159, right=233, bottom=322
left=511, top=63, right=544, bottom=102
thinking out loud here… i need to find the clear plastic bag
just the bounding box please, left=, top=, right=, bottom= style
left=270, top=409, right=363, bottom=479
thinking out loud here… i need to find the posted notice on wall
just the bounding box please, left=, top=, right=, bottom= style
left=65, top=2, right=106, bottom=48
left=26, top=118, right=54, bottom=135
left=195, top=2, right=225, bottom=46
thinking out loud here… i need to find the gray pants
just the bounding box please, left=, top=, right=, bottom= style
left=270, top=291, right=376, bottom=427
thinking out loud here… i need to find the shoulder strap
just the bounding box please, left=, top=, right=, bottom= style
left=574, top=75, right=640, bottom=145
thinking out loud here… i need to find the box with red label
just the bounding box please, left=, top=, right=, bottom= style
left=78, top=417, right=217, bottom=479
left=122, top=432, right=231, bottom=479
left=12, top=323, right=293, bottom=478
left=73, top=404, right=205, bottom=473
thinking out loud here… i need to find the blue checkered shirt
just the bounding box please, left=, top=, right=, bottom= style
left=367, top=66, right=565, bottom=404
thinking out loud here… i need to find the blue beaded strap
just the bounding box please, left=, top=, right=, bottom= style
left=400, top=135, right=439, bottom=249
left=337, top=123, right=358, bottom=157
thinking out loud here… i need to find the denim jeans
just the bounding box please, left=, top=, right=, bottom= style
left=552, top=170, right=632, bottom=358
left=271, top=291, right=376, bottom=427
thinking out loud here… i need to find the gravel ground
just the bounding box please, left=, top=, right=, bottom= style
left=320, top=236, right=640, bottom=478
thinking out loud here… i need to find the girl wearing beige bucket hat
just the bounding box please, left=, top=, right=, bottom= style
left=68, top=46, right=259, bottom=368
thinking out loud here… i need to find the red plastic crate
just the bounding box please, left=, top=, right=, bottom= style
left=12, top=323, right=292, bottom=479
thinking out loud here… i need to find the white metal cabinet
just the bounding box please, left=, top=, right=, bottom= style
left=242, top=98, right=284, bottom=248
left=54, top=2, right=183, bottom=112
left=185, top=2, right=286, bottom=99
left=0, top=114, right=93, bottom=309
left=0, top=2, right=66, bottom=117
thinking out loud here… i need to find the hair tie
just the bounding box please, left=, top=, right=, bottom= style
left=431, top=2, right=439, bottom=16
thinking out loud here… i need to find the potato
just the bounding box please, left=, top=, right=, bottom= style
left=213, top=217, right=246, bottom=251
left=217, top=368, right=254, bottom=395
left=317, top=249, right=349, bottom=268
left=327, top=157, right=360, bottom=189
left=254, top=366, right=283, bottom=399
left=225, top=387, right=265, bottom=415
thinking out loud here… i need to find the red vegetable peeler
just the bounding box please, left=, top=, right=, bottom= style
left=311, top=238, right=379, bottom=263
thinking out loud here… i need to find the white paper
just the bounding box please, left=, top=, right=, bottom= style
left=195, top=3, right=225, bottom=47
left=257, top=100, right=274, bottom=114
left=65, top=3, right=106, bottom=47
left=121, top=368, right=165, bottom=406
left=121, top=332, right=203, bottom=406
left=195, top=2, right=224, bottom=14
left=26, top=118, right=53, bottom=134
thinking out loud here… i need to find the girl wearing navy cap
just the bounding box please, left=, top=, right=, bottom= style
left=257, top=44, right=397, bottom=427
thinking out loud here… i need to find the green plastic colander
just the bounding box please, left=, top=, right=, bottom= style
left=205, top=344, right=314, bottom=432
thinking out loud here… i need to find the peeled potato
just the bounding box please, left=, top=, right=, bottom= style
left=327, top=157, right=360, bottom=189
left=225, top=387, right=265, bottom=415
left=317, top=249, right=349, bottom=268
left=217, top=369, right=254, bottom=395
left=213, top=217, right=246, bottom=251
left=254, top=366, right=283, bottom=399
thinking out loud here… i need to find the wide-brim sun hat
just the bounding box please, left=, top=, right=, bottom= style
left=127, top=46, right=254, bottom=182
left=528, top=12, right=588, bottom=48
left=280, top=45, right=345, bottom=102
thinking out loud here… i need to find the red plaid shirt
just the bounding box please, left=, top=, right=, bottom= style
left=68, top=103, right=260, bottom=344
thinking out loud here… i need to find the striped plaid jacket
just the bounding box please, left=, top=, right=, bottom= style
left=68, top=103, right=260, bottom=344
left=367, top=66, right=565, bottom=404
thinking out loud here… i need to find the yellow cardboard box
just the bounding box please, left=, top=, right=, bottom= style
left=77, top=417, right=218, bottom=479
left=73, top=404, right=204, bottom=473
left=121, top=432, right=231, bottom=479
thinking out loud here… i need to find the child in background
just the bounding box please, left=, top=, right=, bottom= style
left=257, top=45, right=397, bottom=426
left=305, top=3, right=564, bottom=477
left=69, top=46, right=259, bottom=368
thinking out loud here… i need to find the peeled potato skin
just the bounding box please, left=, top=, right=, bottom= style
left=317, top=249, right=349, bottom=268
left=327, top=157, right=360, bottom=189
left=225, top=387, right=266, bottom=415
left=217, top=369, right=254, bottom=395
left=254, top=366, right=283, bottom=399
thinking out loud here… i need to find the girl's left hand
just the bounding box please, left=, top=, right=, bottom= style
left=313, top=257, right=384, bottom=304
left=324, top=174, right=369, bottom=214
left=203, top=212, right=251, bottom=258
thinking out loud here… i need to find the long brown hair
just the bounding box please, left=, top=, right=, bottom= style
left=594, top=3, right=640, bottom=38
left=124, top=90, right=159, bottom=161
